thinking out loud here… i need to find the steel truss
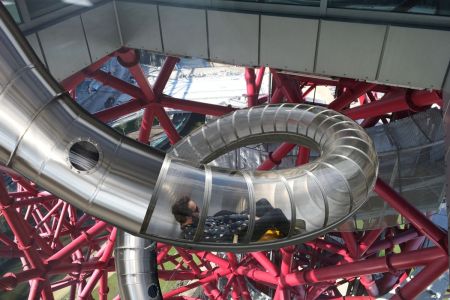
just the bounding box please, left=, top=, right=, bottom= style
left=0, top=48, right=447, bottom=300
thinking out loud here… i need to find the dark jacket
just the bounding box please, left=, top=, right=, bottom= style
left=181, top=213, right=249, bottom=242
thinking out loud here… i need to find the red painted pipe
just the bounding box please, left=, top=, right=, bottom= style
left=79, top=228, right=117, bottom=298
left=61, top=53, right=114, bottom=91
left=155, top=107, right=181, bottom=144
left=255, top=67, right=265, bottom=95
left=117, top=49, right=156, bottom=102
left=328, top=82, right=376, bottom=111
left=391, top=258, right=448, bottom=300
left=345, top=90, right=442, bottom=120
left=377, top=235, right=425, bottom=295
left=46, top=221, right=108, bottom=262
left=250, top=252, right=279, bottom=276
left=302, top=84, right=316, bottom=100
left=138, top=107, right=155, bottom=144
left=160, top=96, right=235, bottom=116
left=284, top=247, right=445, bottom=286
left=94, top=99, right=145, bottom=123
left=90, top=69, right=145, bottom=100
left=245, top=68, right=257, bottom=107
left=257, top=143, right=296, bottom=170
left=270, top=87, right=284, bottom=104
left=296, top=146, right=310, bottom=166
left=153, top=56, right=179, bottom=97
left=374, top=178, right=447, bottom=250
left=366, top=229, right=419, bottom=255
left=359, top=229, right=383, bottom=256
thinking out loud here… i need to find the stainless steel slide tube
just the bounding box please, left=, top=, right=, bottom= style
left=116, top=231, right=161, bottom=300
left=0, top=4, right=377, bottom=252
left=142, top=104, right=378, bottom=251
left=0, top=7, right=164, bottom=234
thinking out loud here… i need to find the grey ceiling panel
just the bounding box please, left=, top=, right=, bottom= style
left=159, top=6, right=208, bottom=59
left=378, top=26, right=450, bottom=89
left=26, top=33, right=46, bottom=67
left=38, top=16, right=91, bottom=81
left=208, top=10, right=259, bottom=66
left=81, top=3, right=121, bottom=62
left=260, top=15, right=318, bottom=73
left=116, top=2, right=162, bottom=52
left=315, top=20, right=386, bottom=81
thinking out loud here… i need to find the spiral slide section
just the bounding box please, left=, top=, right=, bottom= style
left=0, top=6, right=377, bottom=251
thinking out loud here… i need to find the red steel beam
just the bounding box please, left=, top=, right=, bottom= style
left=61, top=53, right=115, bottom=91
left=345, top=90, right=442, bottom=120
left=94, top=99, right=145, bottom=123
left=138, top=56, right=178, bottom=143
left=271, top=71, right=301, bottom=103
left=90, top=70, right=145, bottom=100
left=257, top=143, right=296, bottom=170
left=153, top=56, right=179, bottom=97
left=155, top=107, right=181, bottom=144
left=255, top=67, right=265, bottom=95
left=270, top=88, right=284, bottom=104
left=160, top=96, right=235, bottom=116
left=391, top=258, right=448, bottom=300
left=295, top=147, right=310, bottom=166
left=374, top=178, right=447, bottom=250
left=138, top=108, right=155, bottom=144
left=46, top=221, right=109, bottom=262
left=245, top=68, right=257, bottom=107
left=117, top=48, right=156, bottom=102
left=328, top=82, right=376, bottom=111
left=284, top=247, right=445, bottom=286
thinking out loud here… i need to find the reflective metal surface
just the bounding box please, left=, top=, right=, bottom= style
left=115, top=231, right=162, bottom=300
left=0, top=5, right=164, bottom=234
left=0, top=2, right=377, bottom=251
left=143, top=104, right=378, bottom=251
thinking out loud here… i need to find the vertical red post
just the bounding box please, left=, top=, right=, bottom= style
left=245, top=68, right=257, bottom=107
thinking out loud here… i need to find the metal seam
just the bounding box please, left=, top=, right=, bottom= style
left=193, top=165, right=212, bottom=242
left=320, top=161, right=354, bottom=214
left=305, top=170, right=329, bottom=228
left=241, top=171, right=255, bottom=244
left=141, top=155, right=171, bottom=234
left=279, top=173, right=296, bottom=238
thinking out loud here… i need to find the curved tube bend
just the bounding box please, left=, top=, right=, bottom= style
left=0, top=6, right=377, bottom=251
left=0, top=7, right=164, bottom=234
left=143, top=104, right=378, bottom=251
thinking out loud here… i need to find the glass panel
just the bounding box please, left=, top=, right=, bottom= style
left=147, top=158, right=206, bottom=242
left=2, top=0, right=22, bottom=23
left=25, top=0, right=70, bottom=19
left=202, top=169, right=250, bottom=243
left=283, top=166, right=326, bottom=233
left=311, top=163, right=352, bottom=225
left=251, top=172, right=292, bottom=242
left=328, top=0, right=450, bottom=16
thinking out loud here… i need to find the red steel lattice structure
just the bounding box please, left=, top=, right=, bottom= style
left=0, top=48, right=447, bottom=300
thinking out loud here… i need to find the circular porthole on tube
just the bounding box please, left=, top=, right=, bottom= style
left=68, top=139, right=101, bottom=173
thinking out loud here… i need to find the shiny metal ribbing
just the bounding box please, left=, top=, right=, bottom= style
left=0, top=3, right=377, bottom=251
left=0, top=6, right=164, bottom=234
left=142, top=104, right=378, bottom=251
left=115, top=231, right=161, bottom=300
